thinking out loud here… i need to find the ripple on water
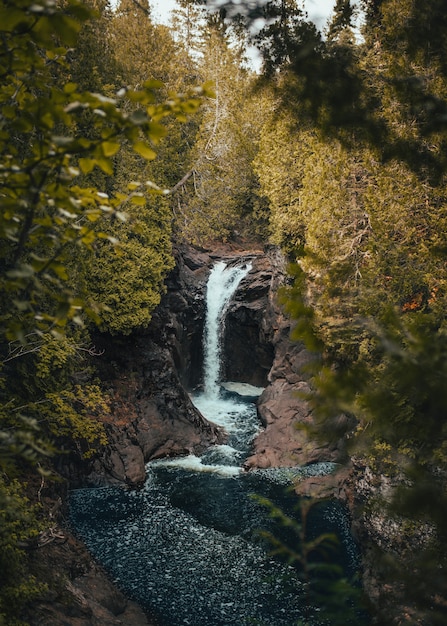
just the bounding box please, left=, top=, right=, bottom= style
left=69, top=457, right=363, bottom=626
left=70, top=479, right=311, bottom=626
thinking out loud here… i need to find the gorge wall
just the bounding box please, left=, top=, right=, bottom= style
left=60, top=242, right=346, bottom=488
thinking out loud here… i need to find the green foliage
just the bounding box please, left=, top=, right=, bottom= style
left=0, top=411, right=53, bottom=477
left=255, top=496, right=365, bottom=625
left=1, top=336, right=108, bottom=469
left=171, top=12, right=268, bottom=244
left=0, top=1, right=209, bottom=619
left=82, top=194, right=175, bottom=334
left=248, top=0, right=447, bottom=619
left=0, top=0, right=209, bottom=472
left=0, top=0, right=209, bottom=343
left=0, top=478, right=47, bottom=625
left=31, top=384, right=109, bottom=457
left=254, top=114, right=312, bottom=253
left=34, top=334, right=77, bottom=383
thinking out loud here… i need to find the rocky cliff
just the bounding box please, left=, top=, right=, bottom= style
left=54, top=241, right=349, bottom=487
left=62, top=242, right=435, bottom=626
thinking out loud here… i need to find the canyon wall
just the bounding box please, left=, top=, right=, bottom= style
left=57, top=242, right=348, bottom=487
left=42, top=242, right=432, bottom=626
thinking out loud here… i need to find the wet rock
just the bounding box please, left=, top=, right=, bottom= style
left=42, top=242, right=356, bottom=625
left=65, top=334, right=224, bottom=487
left=26, top=528, right=153, bottom=626
left=58, top=240, right=351, bottom=488
left=242, top=261, right=350, bottom=469
left=59, top=243, right=275, bottom=488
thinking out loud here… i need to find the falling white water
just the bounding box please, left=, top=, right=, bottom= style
left=184, top=259, right=258, bottom=469
left=202, top=261, right=252, bottom=399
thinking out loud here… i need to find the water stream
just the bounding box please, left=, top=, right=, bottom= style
left=69, top=261, right=363, bottom=625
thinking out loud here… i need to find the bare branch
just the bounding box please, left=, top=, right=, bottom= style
left=168, top=168, right=195, bottom=194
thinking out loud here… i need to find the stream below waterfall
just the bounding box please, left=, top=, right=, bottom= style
left=69, top=262, right=365, bottom=626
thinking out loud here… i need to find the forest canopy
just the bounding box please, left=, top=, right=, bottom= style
left=1, top=0, right=447, bottom=623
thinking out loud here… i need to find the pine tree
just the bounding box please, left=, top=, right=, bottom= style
left=173, top=13, right=267, bottom=243
left=252, top=0, right=447, bottom=620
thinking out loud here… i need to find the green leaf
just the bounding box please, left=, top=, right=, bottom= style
left=0, top=7, right=27, bottom=31
left=96, top=156, right=114, bottom=175
left=63, top=82, right=78, bottom=94
left=143, top=79, right=164, bottom=90
left=147, top=121, right=167, bottom=143
left=128, top=181, right=142, bottom=191
left=86, top=211, right=101, bottom=222
left=133, top=141, right=156, bottom=160
left=130, top=194, right=146, bottom=206
left=101, top=141, right=120, bottom=157
left=79, top=158, right=96, bottom=174
left=51, top=263, right=68, bottom=280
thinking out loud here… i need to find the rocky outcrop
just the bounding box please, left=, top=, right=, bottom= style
left=27, top=527, right=154, bottom=626
left=242, top=256, right=351, bottom=470
left=59, top=242, right=282, bottom=487
left=58, top=329, right=223, bottom=488
left=53, top=242, right=439, bottom=626
left=16, top=472, right=154, bottom=626
left=45, top=242, right=285, bottom=626
left=52, top=241, right=357, bottom=622
left=78, top=241, right=342, bottom=486
left=224, top=252, right=275, bottom=387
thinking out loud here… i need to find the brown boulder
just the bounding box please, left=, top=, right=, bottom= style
left=245, top=377, right=341, bottom=469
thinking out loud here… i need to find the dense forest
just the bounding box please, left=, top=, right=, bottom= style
left=1, top=0, right=447, bottom=623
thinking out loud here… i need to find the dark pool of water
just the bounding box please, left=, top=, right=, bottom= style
left=69, top=460, right=364, bottom=626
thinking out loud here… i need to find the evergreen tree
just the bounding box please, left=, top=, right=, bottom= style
left=68, top=0, right=117, bottom=93
left=75, top=0, right=205, bottom=332
left=251, top=0, right=447, bottom=620
left=173, top=13, right=268, bottom=243
left=171, top=0, right=207, bottom=62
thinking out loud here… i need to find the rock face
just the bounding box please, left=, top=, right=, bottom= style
left=241, top=252, right=350, bottom=470
left=27, top=527, right=155, bottom=626
left=58, top=242, right=349, bottom=486
left=224, top=253, right=275, bottom=387
left=54, top=246, right=205, bottom=486
left=59, top=243, right=283, bottom=487
left=55, top=241, right=441, bottom=626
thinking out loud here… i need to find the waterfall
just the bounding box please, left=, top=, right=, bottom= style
left=202, top=261, right=252, bottom=399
